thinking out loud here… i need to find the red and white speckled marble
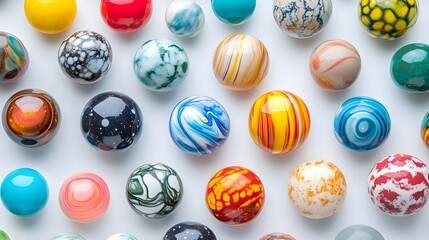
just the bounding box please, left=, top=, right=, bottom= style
left=368, top=153, right=429, bottom=216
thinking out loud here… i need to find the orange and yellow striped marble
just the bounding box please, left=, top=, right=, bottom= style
left=249, top=91, right=310, bottom=154
left=213, top=33, right=269, bottom=91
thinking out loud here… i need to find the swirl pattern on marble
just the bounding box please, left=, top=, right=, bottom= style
left=58, top=31, right=112, bottom=84
left=260, top=232, right=296, bottom=240
left=51, top=233, right=86, bottom=240
left=309, top=39, right=361, bottom=90
left=106, top=233, right=138, bottom=240
left=335, top=225, right=385, bottom=240
left=163, top=221, right=217, bottom=240
left=249, top=91, right=310, bottom=154
left=0, top=32, right=29, bottom=82
left=421, top=112, right=429, bottom=147
left=169, top=96, right=230, bottom=156
left=368, top=153, right=429, bottom=216
left=134, top=38, right=189, bottom=92
left=213, top=33, right=269, bottom=91
left=165, top=0, right=204, bottom=38
left=334, top=97, right=390, bottom=152
left=59, top=173, right=110, bottom=223
left=289, top=160, right=347, bottom=219
left=127, top=163, right=183, bottom=219
left=273, top=0, right=333, bottom=39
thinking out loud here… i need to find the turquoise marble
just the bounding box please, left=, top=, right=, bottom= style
left=335, top=225, right=384, bottom=240
left=106, top=233, right=138, bottom=240
left=134, top=38, right=189, bottom=92
left=51, top=233, right=85, bottom=240
left=211, top=0, right=256, bottom=25
left=0, top=230, right=10, bottom=240
left=334, top=97, right=390, bottom=152
left=390, top=43, right=429, bottom=93
left=169, top=96, right=230, bottom=156
left=165, top=0, right=205, bottom=38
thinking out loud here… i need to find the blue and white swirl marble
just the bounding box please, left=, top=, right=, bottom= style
left=165, top=0, right=205, bottom=38
left=334, top=97, right=391, bottom=152
left=169, top=96, right=231, bottom=156
left=273, top=0, right=332, bottom=39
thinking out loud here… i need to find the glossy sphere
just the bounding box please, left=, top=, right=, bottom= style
left=3, top=89, right=60, bottom=147
left=59, top=173, right=110, bottom=223
left=24, top=0, right=77, bottom=34
left=58, top=31, right=112, bottom=84
left=249, top=91, right=310, bottom=154
left=334, top=97, right=390, bottom=152
left=289, top=160, right=346, bottom=219
left=206, top=166, right=264, bottom=225
left=101, top=0, right=153, bottom=33
left=0, top=32, right=29, bottom=82
left=309, top=40, right=361, bottom=90
left=51, top=233, right=86, bottom=240
left=165, top=0, right=205, bottom=38
left=260, top=233, right=296, bottom=240
left=81, top=92, right=142, bottom=152
left=213, top=34, right=269, bottom=91
left=421, top=112, right=429, bottom=146
left=134, top=38, right=189, bottom=92
left=0, top=168, right=49, bottom=216
left=0, top=230, right=10, bottom=240
left=169, top=96, right=230, bottom=156
left=127, top=163, right=183, bottom=219
left=390, top=43, right=429, bottom=93
left=211, top=0, right=256, bottom=25
left=358, top=0, right=419, bottom=40
left=163, top=221, right=217, bottom=240
left=368, top=153, right=429, bottom=216
left=273, top=0, right=332, bottom=39
left=335, top=225, right=385, bottom=240
left=106, top=233, right=138, bottom=240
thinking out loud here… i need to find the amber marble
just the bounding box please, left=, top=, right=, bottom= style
left=2, top=89, right=60, bottom=147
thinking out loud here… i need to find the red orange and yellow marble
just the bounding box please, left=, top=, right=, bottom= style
left=249, top=91, right=310, bottom=154
left=2, top=89, right=60, bottom=147
left=59, top=173, right=110, bottom=223
left=206, top=166, right=265, bottom=225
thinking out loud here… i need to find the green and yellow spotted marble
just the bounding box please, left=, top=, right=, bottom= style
left=358, top=0, right=419, bottom=40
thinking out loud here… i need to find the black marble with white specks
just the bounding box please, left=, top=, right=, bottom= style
left=163, top=222, right=217, bottom=240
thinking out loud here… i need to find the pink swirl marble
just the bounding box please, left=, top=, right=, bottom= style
left=59, top=173, right=110, bottom=223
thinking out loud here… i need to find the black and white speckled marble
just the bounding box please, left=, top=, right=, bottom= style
left=163, top=222, right=217, bottom=240
left=58, top=31, right=112, bottom=84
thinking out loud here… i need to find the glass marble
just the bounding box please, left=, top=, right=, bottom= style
left=165, top=0, right=205, bottom=38
left=127, top=163, right=183, bottom=219
left=335, top=225, right=385, bottom=240
left=206, top=166, right=264, bottom=225
left=51, top=233, right=86, bottom=240
left=0, top=230, right=10, bottom=240
left=358, top=0, right=419, bottom=40
left=2, top=89, right=61, bottom=147
left=81, top=92, right=143, bottom=152
left=101, top=0, right=153, bottom=33
left=368, top=153, right=429, bottom=216
left=421, top=111, right=429, bottom=146
left=0, top=168, right=49, bottom=216
left=273, top=0, right=333, bottom=39
left=0, top=32, right=29, bottom=82
left=334, top=97, right=390, bottom=152
left=163, top=221, right=217, bottom=240
left=211, top=0, right=256, bottom=25
left=309, top=39, right=361, bottom=90
left=106, top=233, right=138, bottom=240
left=213, top=33, right=269, bottom=91
left=260, top=233, right=296, bottom=240
left=59, top=173, right=110, bottom=223
left=390, top=43, right=429, bottom=93
left=249, top=91, right=311, bottom=154
left=289, top=160, right=347, bottom=219
left=134, top=38, right=189, bottom=92
left=58, top=31, right=112, bottom=84
left=169, top=96, right=230, bottom=156
left=24, top=0, right=77, bottom=34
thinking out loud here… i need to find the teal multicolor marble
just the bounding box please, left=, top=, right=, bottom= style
left=390, top=43, right=429, bottom=93
left=133, top=38, right=189, bottom=92
left=169, top=96, right=230, bottom=156
left=165, top=0, right=205, bottom=38
left=273, top=0, right=333, bottom=39
left=421, top=111, right=429, bottom=146
left=335, top=225, right=384, bottom=240
left=334, top=97, right=390, bottom=152
left=0, top=32, right=29, bottom=82
left=106, top=233, right=138, bottom=240
left=0, top=230, right=10, bottom=240
left=51, top=233, right=85, bottom=240
left=211, top=0, right=256, bottom=25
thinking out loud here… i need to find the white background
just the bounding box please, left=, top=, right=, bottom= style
left=1, top=0, right=429, bottom=239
